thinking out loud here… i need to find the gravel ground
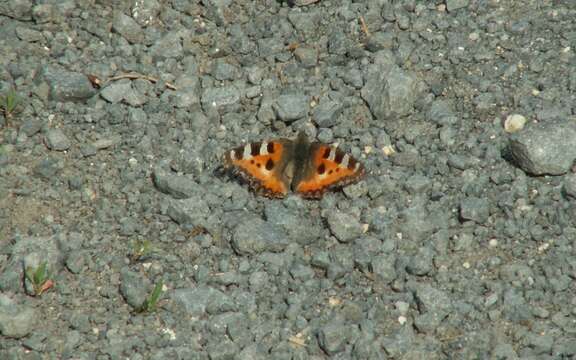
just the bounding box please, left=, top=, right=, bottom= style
left=1, top=0, right=576, bottom=359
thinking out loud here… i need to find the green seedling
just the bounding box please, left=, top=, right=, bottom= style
left=25, top=261, right=54, bottom=296
left=130, top=239, right=153, bottom=262
left=136, top=280, right=164, bottom=313
left=0, top=88, right=22, bottom=126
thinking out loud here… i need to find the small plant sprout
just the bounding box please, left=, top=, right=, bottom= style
left=0, top=88, right=22, bottom=126
left=137, top=280, right=164, bottom=313
left=25, top=261, right=54, bottom=296
left=130, top=239, right=153, bottom=262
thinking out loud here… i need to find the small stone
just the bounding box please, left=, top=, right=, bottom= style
left=92, top=136, right=120, bottom=150
left=150, top=32, right=183, bottom=59
left=371, top=254, right=397, bottom=283
left=460, top=197, right=490, bottom=223
left=563, top=174, right=576, bottom=199
left=112, top=11, right=143, bottom=44
left=312, top=100, right=343, bottom=128
left=326, top=211, right=363, bottom=243
left=100, top=80, right=131, bottom=104
left=45, top=128, right=71, bottom=151
left=152, top=167, right=196, bottom=199
left=509, top=119, right=576, bottom=175
left=119, top=268, right=151, bottom=309
left=33, top=157, right=61, bottom=179
left=131, top=0, right=160, bottom=26
left=201, top=85, right=240, bottom=111
left=35, top=66, right=96, bottom=102
left=273, top=94, right=309, bottom=122
left=293, top=47, right=318, bottom=68
left=362, top=65, right=417, bottom=120
left=264, top=203, right=321, bottom=245
left=0, top=0, right=32, bottom=20
left=172, top=286, right=233, bottom=315
left=211, top=59, right=238, bottom=81
left=0, top=294, right=38, bottom=338
left=504, top=114, right=527, bottom=133
left=231, top=217, right=288, bottom=255
left=318, top=322, right=348, bottom=355
left=15, top=27, right=43, bottom=42
left=446, top=0, right=469, bottom=12
left=19, top=119, right=43, bottom=136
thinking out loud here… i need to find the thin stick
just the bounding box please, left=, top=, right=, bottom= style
left=106, top=73, right=177, bottom=90
left=359, top=16, right=370, bottom=38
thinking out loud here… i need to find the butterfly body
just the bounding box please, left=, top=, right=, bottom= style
left=224, top=132, right=365, bottom=199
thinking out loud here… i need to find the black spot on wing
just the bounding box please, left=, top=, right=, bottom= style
left=322, top=148, right=331, bottom=159
left=334, top=150, right=344, bottom=164
left=267, top=142, right=275, bottom=154
left=317, top=163, right=326, bottom=174
left=265, top=159, right=274, bottom=170
left=347, top=157, right=357, bottom=169
left=251, top=142, right=261, bottom=156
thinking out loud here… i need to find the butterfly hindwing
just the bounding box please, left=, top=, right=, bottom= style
left=294, top=143, right=365, bottom=199
left=224, top=140, right=289, bottom=198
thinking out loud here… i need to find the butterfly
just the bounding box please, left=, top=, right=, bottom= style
left=223, top=132, right=365, bottom=199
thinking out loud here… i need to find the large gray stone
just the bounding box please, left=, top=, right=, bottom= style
left=509, top=119, right=576, bottom=175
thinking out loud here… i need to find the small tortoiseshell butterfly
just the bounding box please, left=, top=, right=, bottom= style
left=224, top=132, right=365, bottom=199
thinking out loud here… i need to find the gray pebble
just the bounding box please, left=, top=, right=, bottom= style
left=19, top=118, right=43, bottom=137
left=406, top=248, right=434, bottom=276
left=273, top=94, right=309, bottom=122
left=460, top=197, right=490, bottom=223
left=167, top=197, right=210, bottom=226
left=33, top=156, right=62, bottom=179
left=0, top=0, right=32, bottom=20
left=318, top=322, right=348, bottom=355
left=446, top=0, right=469, bottom=12
left=289, top=263, right=315, bottom=281
left=326, top=211, right=363, bottom=243
left=65, top=250, right=86, bottom=274
left=371, top=254, right=397, bottom=283
left=100, top=80, right=132, bottom=104
left=427, top=100, right=457, bottom=125
left=563, top=174, right=576, bottom=199
left=172, top=286, right=232, bottom=316
left=152, top=167, right=196, bottom=199
left=45, top=128, right=71, bottom=151
left=231, top=217, right=288, bottom=255
left=362, top=65, right=417, bottom=119
left=0, top=294, right=38, bottom=338
left=509, top=119, right=576, bottom=175
left=150, top=32, right=183, bottom=59
left=293, top=47, right=318, bottom=68
left=264, top=202, right=321, bottom=245
left=211, top=59, right=238, bottom=81
left=16, top=27, right=44, bottom=42
left=35, top=66, right=96, bottom=102
left=312, top=99, right=343, bottom=128
left=201, top=85, right=240, bottom=111
left=112, top=11, right=143, bottom=44
left=119, top=268, right=152, bottom=309
left=412, top=283, right=452, bottom=333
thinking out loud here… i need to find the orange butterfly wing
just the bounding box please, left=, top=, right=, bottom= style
left=224, top=141, right=289, bottom=198
left=295, top=144, right=365, bottom=198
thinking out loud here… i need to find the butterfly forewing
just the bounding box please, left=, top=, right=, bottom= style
left=294, top=144, right=365, bottom=198
left=224, top=141, right=289, bottom=198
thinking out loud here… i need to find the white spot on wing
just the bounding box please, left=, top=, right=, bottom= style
left=243, top=144, right=252, bottom=159
left=230, top=150, right=236, bottom=160
left=341, top=154, right=350, bottom=168
left=260, top=141, right=268, bottom=155
left=354, top=163, right=360, bottom=171
left=328, top=147, right=336, bottom=161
